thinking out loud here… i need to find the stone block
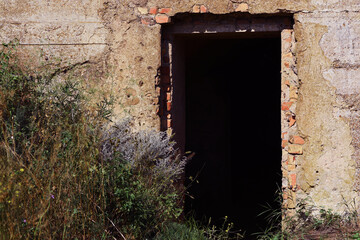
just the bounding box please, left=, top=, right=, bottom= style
left=288, top=144, right=303, bottom=155
left=192, top=5, right=200, bottom=13
left=281, top=101, right=293, bottom=111
left=290, top=135, right=305, bottom=145
left=149, top=7, right=158, bottom=14
left=137, top=7, right=148, bottom=14
left=235, top=3, right=249, bottom=12
left=155, top=14, right=170, bottom=24
left=159, top=8, right=172, bottom=14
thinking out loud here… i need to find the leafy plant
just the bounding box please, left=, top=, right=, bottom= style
left=155, top=222, right=207, bottom=240
left=0, top=42, right=110, bottom=239
left=0, top=42, right=187, bottom=239
left=256, top=194, right=360, bottom=240
left=155, top=216, right=244, bottom=240
left=101, top=119, right=187, bottom=238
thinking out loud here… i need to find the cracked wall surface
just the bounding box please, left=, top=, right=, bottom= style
left=1, top=0, right=360, bottom=214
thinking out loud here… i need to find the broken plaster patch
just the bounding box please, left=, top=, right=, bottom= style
left=323, top=68, right=360, bottom=95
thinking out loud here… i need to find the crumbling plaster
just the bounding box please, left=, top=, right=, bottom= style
left=1, top=0, right=360, bottom=212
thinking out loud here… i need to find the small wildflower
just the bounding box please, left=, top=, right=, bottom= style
left=23, top=219, right=26, bottom=223
left=20, top=168, right=24, bottom=172
left=50, top=194, right=54, bottom=199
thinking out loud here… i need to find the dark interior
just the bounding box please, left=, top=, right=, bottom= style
left=174, top=34, right=282, bottom=238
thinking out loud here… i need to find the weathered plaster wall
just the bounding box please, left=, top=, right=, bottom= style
left=294, top=11, right=360, bottom=212
left=1, top=0, right=360, bottom=213
left=289, top=10, right=360, bottom=214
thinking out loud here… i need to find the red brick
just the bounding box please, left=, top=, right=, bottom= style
left=166, top=101, right=171, bottom=111
left=285, top=36, right=292, bottom=42
left=282, top=140, right=288, bottom=148
left=290, top=136, right=305, bottom=145
left=289, top=174, right=296, bottom=187
left=141, top=17, right=151, bottom=25
left=192, top=4, right=200, bottom=13
left=200, top=5, right=208, bottom=13
left=289, top=116, right=296, bottom=127
left=155, top=14, right=170, bottom=24
left=282, top=132, right=288, bottom=139
left=149, top=7, right=158, bottom=15
left=159, top=8, right=172, bottom=14
left=167, top=119, right=172, bottom=128
left=281, top=102, right=293, bottom=111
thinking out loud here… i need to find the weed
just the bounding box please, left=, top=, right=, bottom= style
left=0, top=42, right=187, bottom=239
left=101, top=119, right=187, bottom=238
left=155, top=216, right=244, bottom=240
left=256, top=194, right=360, bottom=240
left=0, top=42, right=109, bottom=239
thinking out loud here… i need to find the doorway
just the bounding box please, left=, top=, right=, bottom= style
left=183, top=35, right=281, bottom=236
left=160, top=14, right=292, bottom=237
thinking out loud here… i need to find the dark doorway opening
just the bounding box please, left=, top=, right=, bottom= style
left=175, top=34, right=282, bottom=237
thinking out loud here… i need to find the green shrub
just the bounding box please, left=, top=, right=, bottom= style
left=101, top=119, right=186, bottom=238
left=0, top=42, right=188, bottom=239
left=0, top=42, right=109, bottom=239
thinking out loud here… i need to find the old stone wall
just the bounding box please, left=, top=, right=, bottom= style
left=1, top=0, right=360, bottom=215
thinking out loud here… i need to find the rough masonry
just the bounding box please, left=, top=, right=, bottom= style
left=1, top=0, right=360, bottom=217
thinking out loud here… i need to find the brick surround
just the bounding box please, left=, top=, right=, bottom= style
left=152, top=11, right=299, bottom=217
left=281, top=29, right=302, bottom=216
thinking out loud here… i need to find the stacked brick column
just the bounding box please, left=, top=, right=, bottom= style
left=281, top=29, right=303, bottom=216
left=159, top=37, right=172, bottom=130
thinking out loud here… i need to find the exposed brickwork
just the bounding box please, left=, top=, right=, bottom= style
left=149, top=7, right=158, bottom=15
left=159, top=14, right=298, bottom=219
left=159, top=8, right=172, bottom=14
left=281, top=29, right=301, bottom=216
left=158, top=32, right=172, bottom=131
left=138, top=6, right=172, bottom=26
left=160, top=20, right=299, bottom=219
left=155, top=14, right=170, bottom=24
left=137, top=3, right=254, bottom=27
left=200, top=5, right=208, bottom=13
left=290, top=135, right=305, bottom=145
left=192, top=4, right=209, bottom=13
